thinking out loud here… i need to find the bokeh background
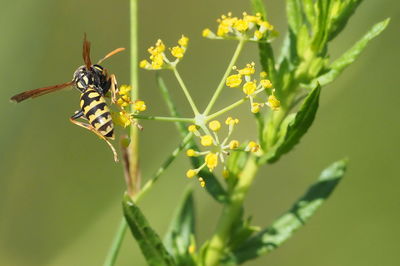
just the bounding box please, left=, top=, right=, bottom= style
left=1, top=1, right=399, bottom=265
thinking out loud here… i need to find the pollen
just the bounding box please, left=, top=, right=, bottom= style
left=226, top=74, right=242, bottom=88
left=267, top=94, right=281, bottom=111
left=186, top=169, right=197, bottom=178
left=243, top=81, right=257, bottom=95
left=205, top=153, right=218, bottom=171
left=178, top=35, right=189, bottom=47
left=133, top=100, right=146, bottom=112
left=201, top=135, right=214, bottom=146
left=111, top=111, right=132, bottom=128
left=171, top=46, right=185, bottom=59
left=208, top=120, right=221, bottom=131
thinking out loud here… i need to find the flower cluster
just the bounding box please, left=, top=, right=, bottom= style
left=140, top=35, right=189, bottom=70
left=226, top=63, right=280, bottom=113
left=185, top=117, right=260, bottom=186
left=111, top=85, right=147, bottom=128
left=202, top=12, right=275, bottom=41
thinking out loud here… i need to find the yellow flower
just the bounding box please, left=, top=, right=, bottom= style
left=243, top=81, right=257, bottom=95
left=139, top=60, right=150, bottom=69
left=188, top=125, right=198, bottom=132
left=186, top=149, right=196, bottom=157
left=260, top=71, right=268, bottom=78
left=254, top=30, right=263, bottom=40
left=151, top=53, right=164, bottom=69
left=246, top=141, right=260, bottom=152
left=267, top=95, right=281, bottom=111
left=178, top=35, right=189, bottom=47
left=251, top=102, right=261, bottom=113
left=201, top=135, right=214, bottom=146
left=198, top=177, right=206, bottom=187
left=171, top=46, right=185, bottom=58
left=116, top=98, right=129, bottom=107
left=238, top=63, right=255, bottom=75
left=217, top=24, right=230, bottom=36
left=118, top=85, right=131, bottom=96
left=243, top=12, right=261, bottom=23
left=234, top=19, right=249, bottom=31
left=133, top=100, right=146, bottom=112
left=225, top=117, right=239, bottom=125
left=112, top=111, right=131, bottom=128
left=260, top=79, right=273, bottom=88
left=155, top=39, right=166, bottom=53
left=186, top=169, right=197, bottom=178
left=205, top=153, right=218, bottom=171
left=202, top=28, right=212, bottom=37
left=226, top=74, right=242, bottom=88
left=229, top=140, right=239, bottom=149
left=208, top=120, right=221, bottom=132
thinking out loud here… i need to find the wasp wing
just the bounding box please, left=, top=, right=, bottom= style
left=83, top=33, right=92, bottom=69
left=10, top=81, right=74, bottom=103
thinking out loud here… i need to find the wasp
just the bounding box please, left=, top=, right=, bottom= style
left=11, top=34, right=125, bottom=162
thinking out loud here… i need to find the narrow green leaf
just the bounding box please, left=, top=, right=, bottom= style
left=123, top=195, right=176, bottom=266
left=164, top=188, right=196, bottom=266
left=251, top=0, right=267, bottom=20
left=307, top=18, right=390, bottom=88
left=328, top=0, right=363, bottom=41
left=253, top=1, right=277, bottom=84
left=157, top=75, right=228, bottom=203
left=259, top=84, right=321, bottom=164
left=226, top=159, right=348, bottom=264
left=286, top=0, right=303, bottom=34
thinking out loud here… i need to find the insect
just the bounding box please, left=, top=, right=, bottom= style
left=10, top=34, right=125, bottom=162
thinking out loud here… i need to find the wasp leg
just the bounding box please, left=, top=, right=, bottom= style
left=69, top=116, right=119, bottom=162
left=109, top=74, right=118, bottom=104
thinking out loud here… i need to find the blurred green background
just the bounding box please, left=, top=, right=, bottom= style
left=0, top=0, right=398, bottom=265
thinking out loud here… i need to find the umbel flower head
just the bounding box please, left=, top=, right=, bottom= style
left=202, top=12, right=276, bottom=41
left=140, top=35, right=189, bottom=70
left=226, top=63, right=280, bottom=113
left=111, top=85, right=147, bottom=128
left=185, top=117, right=260, bottom=186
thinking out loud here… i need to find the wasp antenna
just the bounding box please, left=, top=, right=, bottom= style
left=97, top=47, right=126, bottom=64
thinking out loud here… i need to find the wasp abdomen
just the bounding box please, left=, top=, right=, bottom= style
left=80, top=88, right=114, bottom=138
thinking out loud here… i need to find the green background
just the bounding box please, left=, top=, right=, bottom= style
left=0, top=1, right=398, bottom=265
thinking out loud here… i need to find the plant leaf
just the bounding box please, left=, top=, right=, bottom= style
left=306, top=18, right=390, bottom=88
left=251, top=0, right=267, bottom=20
left=156, top=75, right=228, bottom=203
left=164, top=188, right=196, bottom=266
left=123, top=195, right=176, bottom=266
left=226, top=159, right=348, bottom=264
left=253, top=0, right=277, bottom=84
left=286, top=0, right=303, bottom=34
left=328, top=0, right=363, bottom=41
left=259, top=84, right=321, bottom=164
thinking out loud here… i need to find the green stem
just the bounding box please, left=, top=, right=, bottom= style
left=206, top=97, right=247, bottom=121
left=204, top=156, right=259, bottom=266
left=203, top=39, right=246, bottom=115
left=172, top=67, right=200, bottom=115
left=103, top=218, right=128, bottom=266
left=132, top=114, right=194, bottom=123
left=128, top=0, right=140, bottom=197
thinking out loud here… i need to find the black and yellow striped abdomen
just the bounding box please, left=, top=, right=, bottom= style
left=80, top=88, right=114, bottom=138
